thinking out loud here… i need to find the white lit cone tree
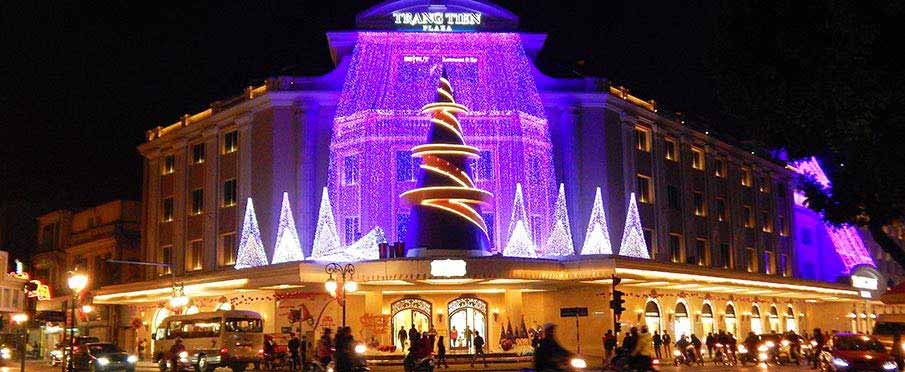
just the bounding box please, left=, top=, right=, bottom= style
left=343, top=226, right=386, bottom=261
left=619, top=192, right=650, bottom=259
left=271, top=192, right=305, bottom=264
left=309, top=187, right=343, bottom=260
left=580, top=187, right=613, bottom=255
left=503, top=183, right=537, bottom=258
left=235, top=198, right=269, bottom=269
left=542, top=183, right=575, bottom=256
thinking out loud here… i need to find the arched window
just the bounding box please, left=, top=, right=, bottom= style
left=391, top=298, right=432, bottom=351
left=768, top=305, right=782, bottom=332
left=701, top=302, right=715, bottom=335
left=644, top=300, right=662, bottom=333
left=785, top=306, right=797, bottom=332
left=674, top=300, right=692, bottom=338
left=448, top=296, right=488, bottom=352
left=751, top=304, right=763, bottom=334
left=724, top=303, right=738, bottom=335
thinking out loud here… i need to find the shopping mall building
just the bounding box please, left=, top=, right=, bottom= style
left=79, top=0, right=905, bottom=357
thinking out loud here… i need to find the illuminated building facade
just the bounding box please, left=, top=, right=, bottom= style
left=98, top=0, right=905, bottom=358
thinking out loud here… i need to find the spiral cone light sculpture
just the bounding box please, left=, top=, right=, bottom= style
left=402, top=69, right=493, bottom=256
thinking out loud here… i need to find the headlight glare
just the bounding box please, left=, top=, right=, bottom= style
left=570, top=358, right=588, bottom=369
left=127, top=355, right=139, bottom=363
left=884, top=361, right=898, bottom=370
left=832, top=357, right=849, bottom=368
left=97, top=357, right=110, bottom=366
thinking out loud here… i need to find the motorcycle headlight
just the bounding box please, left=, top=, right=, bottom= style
left=738, top=345, right=748, bottom=353
left=127, top=355, right=139, bottom=363
left=51, top=350, right=63, bottom=358
left=758, top=345, right=768, bottom=352
left=759, top=352, right=769, bottom=361
left=97, top=357, right=111, bottom=366
left=354, top=344, right=367, bottom=354
left=832, top=357, right=849, bottom=368
left=570, top=358, right=588, bottom=369
left=673, top=349, right=681, bottom=357
left=884, top=361, right=898, bottom=370
left=766, top=341, right=775, bottom=348
left=178, top=351, right=189, bottom=361
left=782, top=340, right=790, bottom=347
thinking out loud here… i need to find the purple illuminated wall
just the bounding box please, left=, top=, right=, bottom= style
left=791, top=157, right=875, bottom=279
left=327, top=32, right=556, bottom=251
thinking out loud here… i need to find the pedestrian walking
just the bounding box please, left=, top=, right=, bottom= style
left=603, top=329, right=617, bottom=361
left=288, top=332, right=301, bottom=371
left=398, top=326, right=408, bottom=352
left=705, top=332, right=715, bottom=359
left=437, top=336, right=449, bottom=368
left=470, top=330, right=487, bottom=367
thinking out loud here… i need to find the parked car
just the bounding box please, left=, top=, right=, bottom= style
left=70, top=342, right=138, bottom=372
left=819, top=333, right=898, bottom=372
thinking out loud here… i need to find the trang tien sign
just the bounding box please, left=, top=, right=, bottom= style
left=393, top=12, right=482, bottom=32
left=852, top=275, right=879, bottom=290
left=430, top=259, right=467, bottom=277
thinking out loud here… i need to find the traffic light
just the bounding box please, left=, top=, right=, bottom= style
left=610, top=289, right=626, bottom=315
left=614, top=321, right=622, bottom=334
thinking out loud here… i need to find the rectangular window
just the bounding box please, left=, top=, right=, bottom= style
left=713, top=158, right=726, bottom=178
left=764, top=251, right=775, bottom=274
left=187, top=240, right=203, bottom=271
left=778, top=254, right=788, bottom=277
left=222, top=179, right=237, bottom=207
left=192, top=143, right=205, bottom=164
left=669, top=234, right=683, bottom=263
left=759, top=176, right=771, bottom=193
left=664, top=137, right=678, bottom=161
left=715, top=197, right=727, bottom=222
left=162, top=155, right=176, bottom=175
left=719, top=243, right=732, bottom=269
left=778, top=215, right=788, bottom=236
left=691, top=146, right=705, bottom=170
left=344, top=216, right=360, bottom=244
left=223, top=131, right=239, bottom=154
left=740, top=167, right=753, bottom=187
left=746, top=247, right=757, bottom=273
left=191, top=189, right=204, bottom=215
left=667, top=185, right=681, bottom=210
left=396, top=214, right=409, bottom=242
left=159, top=245, right=173, bottom=275
left=761, top=211, right=773, bottom=232
left=396, top=151, right=421, bottom=182
left=162, top=198, right=174, bottom=222
left=693, top=192, right=706, bottom=217
left=219, top=233, right=237, bottom=267
left=776, top=183, right=787, bottom=198
left=343, top=154, right=360, bottom=185
left=472, top=151, right=493, bottom=181
left=637, top=175, right=653, bottom=203
left=634, top=126, right=651, bottom=152
left=699, top=238, right=711, bottom=266
left=743, top=205, right=754, bottom=228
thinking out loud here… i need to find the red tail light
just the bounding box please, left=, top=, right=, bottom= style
left=220, top=348, right=229, bottom=355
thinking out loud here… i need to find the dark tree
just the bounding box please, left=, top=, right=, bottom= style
left=709, top=1, right=905, bottom=266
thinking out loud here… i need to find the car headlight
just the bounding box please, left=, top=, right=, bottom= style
left=884, top=361, right=898, bottom=370
left=570, top=358, right=588, bottom=369
left=354, top=344, right=367, bottom=354
left=127, top=355, right=138, bottom=363
left=832, top=357, right=849, bottom=368
left=97, top=357, right=111, bottom=366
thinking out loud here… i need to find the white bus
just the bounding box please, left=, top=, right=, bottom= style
left=153, top=310, right=264, bottom=372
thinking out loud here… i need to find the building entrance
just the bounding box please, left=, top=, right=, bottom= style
left=448, top=296, right=487, bottom=353
left=391, top=298, right=432, bottom=352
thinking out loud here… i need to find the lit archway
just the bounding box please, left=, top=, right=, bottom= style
left=448, top=296, right=488, bottom=353
left=391, top=298, right=432, bottom=352
left=769, top=305, right=781, bottom=332
left=644, top=299, right=662, bottom=333
left=701, top=301, right=715, bottom=335
left=751, top=304, right=763, bottom=334
left=724, top=303, right=738, bottom=336
left=785, top=306, right=797, bottom=332
left=674, top=299, right=692, bottom=338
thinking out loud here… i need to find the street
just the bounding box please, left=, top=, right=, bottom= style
left=4, top=360, right=820, bottom=372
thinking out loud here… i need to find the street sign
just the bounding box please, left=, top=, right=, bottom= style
left=560, top=307, right=589, bottom=317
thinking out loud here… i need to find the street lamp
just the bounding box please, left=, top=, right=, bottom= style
left=324, top=263, right=357, bottom=327
left=13, top=313, right=28, bottom=372
left=67, top=270, right=89, bottom=372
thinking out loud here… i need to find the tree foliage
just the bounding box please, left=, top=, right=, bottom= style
left=709, top=1, right=905, bottom=265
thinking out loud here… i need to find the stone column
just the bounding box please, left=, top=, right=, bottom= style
left=203, top=127, right=220, bottom=270
left=172, top=140, right=188, bottom=274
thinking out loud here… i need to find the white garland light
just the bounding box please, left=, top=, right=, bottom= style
left=272, top=192, right=305, bottom=264
left=581, top=187, right=613, bottom=255
left=234, top=198, right=268, bottom=269
left=503, top=183, right=537, bottom=258
left=309, top=187, right=343, bottom=260
left=619, top=192, right=650, bottom=259
left=318, top=226, right=386, bottom=262
left=542, top=183, right=575, bottom=256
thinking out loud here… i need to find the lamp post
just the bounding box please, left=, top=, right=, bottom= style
left=67, top=271, right=88, bottom=372
left=13, top=313, right=28, bottom=372
left=324, top=263, right=357, bottom=328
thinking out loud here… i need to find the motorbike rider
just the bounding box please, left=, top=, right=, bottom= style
left=675, top=335, right=691, bottom=364
left=631, top=325, right=655, bottom=371
left=169, top=338, right=186, bottom=371
left=788, top=330, right=802, bottom=364
left=534, top=323, right=571, bottom=372
left=317, top=328, right=334, bottom=366
left=334, top=327, right=358, bottom=372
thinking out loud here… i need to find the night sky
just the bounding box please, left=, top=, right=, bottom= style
left=0, top=1, right=718, bottom=263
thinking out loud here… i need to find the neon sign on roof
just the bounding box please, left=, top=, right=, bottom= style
left=791, top=156, right=874, bottom=273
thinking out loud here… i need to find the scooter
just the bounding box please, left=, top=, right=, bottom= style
left=736, top=344, right=759, bottom=366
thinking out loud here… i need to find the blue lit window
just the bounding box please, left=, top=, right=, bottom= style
left=396, top=213, right=409, bottom=242
left=344, top=216, right=360, bottom=244
left=344, top=155, right=360, bottom=185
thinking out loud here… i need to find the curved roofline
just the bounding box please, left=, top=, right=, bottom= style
left=356, top=0, right=519, bottom=28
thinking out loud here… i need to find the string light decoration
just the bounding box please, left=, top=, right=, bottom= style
left=619, top=192, right=650, bottom=259
left=581, top=187, right=613, bottom=255
left=272, top=192, right=305, bottom=264
left=327, top=32, right=556, bottom=254
left=320, top=226, right=386, bottom=262
left=790, top=157, right=874, bottom=272
left=401, top=68, right=493, bottom=254
left=310, top=187, right=343, bottom=260
left=503, top=183, right=537, bottom=257
left=235, top=198, right=268, bottom=269
left=542, top=183, right=575, bottom=257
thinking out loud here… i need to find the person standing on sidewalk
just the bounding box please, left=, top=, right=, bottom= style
left=603, top=329, right=617, bottom=360
left=288, top=332, right=301, bottom=371
left=470, top=330, right=487, bottom=367
left=652, top=330, right=662, bottom=359
left=437, top=336, right=449, bottom=368
left=662, top=331, right=672, bottom=358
